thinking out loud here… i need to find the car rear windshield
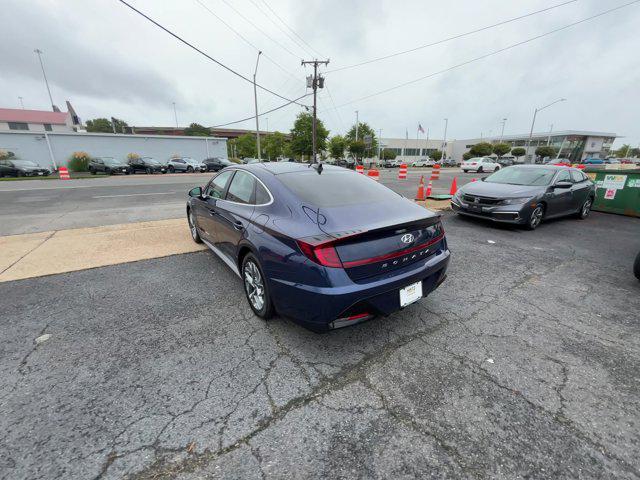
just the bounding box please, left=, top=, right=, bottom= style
left=278, top=170, right=400, bottom=207
left=12, top=160, right=38, bottom=167
left=485, top=167, right=556, bottom=186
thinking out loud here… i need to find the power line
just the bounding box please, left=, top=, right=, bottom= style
left=116, top=0, right=306, bottom=106
left=211, top=93, right=312, bottom=128
left=258, top=0, right=325, bottom=58
left=327, top=0, right=578, bottom=73
left=217, top=0, right=301, bottom=59
left=193, top=0, right=298, bottom=80
left=329, top=0, right=640, bottom=109
left=324, top=85, right=345, bottom=132
left=246, top=0, right=312, bottom=58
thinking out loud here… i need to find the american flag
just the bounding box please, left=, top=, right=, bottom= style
left=418, top=124, right=425, bottom=134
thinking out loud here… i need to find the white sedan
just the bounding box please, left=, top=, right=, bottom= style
left=412, top=158, right=435, bottom=167
left=461, top=157, right=500, bottom=173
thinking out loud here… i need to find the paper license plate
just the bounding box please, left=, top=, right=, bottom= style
left=400, top=281, right=423, bottom=307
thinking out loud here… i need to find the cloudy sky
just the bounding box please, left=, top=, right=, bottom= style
left=2, top=0, right=639, bottom=147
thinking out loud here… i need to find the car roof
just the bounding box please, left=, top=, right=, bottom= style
left=241, top=161, right=347, bottom=175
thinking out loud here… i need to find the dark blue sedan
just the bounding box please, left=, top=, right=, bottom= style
left=186, top=162, right=450, bottom=332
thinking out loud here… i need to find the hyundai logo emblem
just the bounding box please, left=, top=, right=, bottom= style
left=400, top=233, right=414, bottom=244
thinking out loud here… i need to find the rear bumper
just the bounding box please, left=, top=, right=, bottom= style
left=269, top=248, right=450, bottom=332
left=451, top=199, right=530, bottom=224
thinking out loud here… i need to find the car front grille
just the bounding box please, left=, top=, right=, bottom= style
left=462, top=194, right=501, bottom=205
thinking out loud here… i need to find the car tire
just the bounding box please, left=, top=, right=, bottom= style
left=146, top=167, right=153, bottom=174
left=634, top=251, right=640, bottom=281
left=187, top=166, right=194, bottom=173
left=478, top=166, right=484, bottom=173
left=105, top=168, right=111, bottom=175
left=526, top=204, right=544, bottom=230
left=494, top=166, right=500, bottom=172
left=168, top=166, right=175, bottom=173
left=187, top=209, right=203, bottom=244
left=89, top=168, right=95, bottom=175
left=17, top=171, right=24, bottom=177
left=462, top=169, right=468, bottom=173
left=242, top=253, right=274, bottom=320
left=577, top=197, right=593, bottom=219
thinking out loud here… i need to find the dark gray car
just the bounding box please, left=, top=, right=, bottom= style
left=451, top=165, right=595, bottom=230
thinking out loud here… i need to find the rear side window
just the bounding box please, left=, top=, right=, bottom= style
left=556, top=170, right=571, bottom=183
left=278, top=170, right=400, bottom=207
left=255, top=182, right=271, bottom=205
left=570, top=170, right=585, bottom=182
left=226, top=171, right=255, bottom=204
left=206, top=170, right=234, bottom=199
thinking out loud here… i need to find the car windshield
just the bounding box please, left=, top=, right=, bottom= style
left=101, top=158, right=120, bottom=165
left=12, top=160, right=39, bottom=167
left=142, top=158, right=159, bottom=164
left=485, top=167, right=557, bottom=186
left=279, top=170, right=400, bottom=207
left=465, top=158, right=484, bottom=163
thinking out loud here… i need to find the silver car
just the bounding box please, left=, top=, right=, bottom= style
left=167, top=157, right=207, bottom=173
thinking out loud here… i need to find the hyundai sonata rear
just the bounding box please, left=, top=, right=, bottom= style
left=187, top=163, right=450, bottom=332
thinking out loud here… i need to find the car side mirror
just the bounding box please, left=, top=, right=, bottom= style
left=554, top=181, right=572, bottom=189
left=480, top=177, right=485, bottom=181
left=188, top=186, right=203, bottom=198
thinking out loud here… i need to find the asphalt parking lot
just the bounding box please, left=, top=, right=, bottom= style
left=1, top=206, right=639, bottom=479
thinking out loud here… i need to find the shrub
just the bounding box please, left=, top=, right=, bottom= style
left=463, top=152, right=474, bottom=160
left=0, top=149, right=15, bottom=160
left=68, top=151, right=90, bottom=172
left=127, top=153, right=140, bottom=161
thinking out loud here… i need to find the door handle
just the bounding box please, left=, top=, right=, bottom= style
left=207, top=209, right=216, bottom=216
left=233, top=221, right=244, bottom=230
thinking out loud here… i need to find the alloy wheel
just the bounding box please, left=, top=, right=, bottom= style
left=244, top=261, right=265, bottom=311
left=582, top=199, right=592, bottom=218
left=530, top=206, right=543, bottom=229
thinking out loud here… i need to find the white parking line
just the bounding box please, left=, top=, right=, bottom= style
left=92, top=191, right=180, bottom=198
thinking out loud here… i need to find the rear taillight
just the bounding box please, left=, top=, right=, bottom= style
left=297, top=240, right=343, bottom=268
left=470, top=162, right=477, bottom=165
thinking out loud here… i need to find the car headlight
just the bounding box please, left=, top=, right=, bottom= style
left=501, top=197, right=533, bottom=205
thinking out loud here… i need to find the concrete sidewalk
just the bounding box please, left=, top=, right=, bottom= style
left=0, top=218, right=205, bottom=282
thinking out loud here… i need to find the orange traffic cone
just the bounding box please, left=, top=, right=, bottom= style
left=449, top=177, right=458, bottom=195
left=425, top=180, right=433, bottom=198
left=415, top=175, right=425, bottom=200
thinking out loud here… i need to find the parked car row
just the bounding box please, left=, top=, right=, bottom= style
left=86, top=156, right=233, bottom=175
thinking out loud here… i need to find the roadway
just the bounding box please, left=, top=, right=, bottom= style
left=0, top=167, right=489, bottom=236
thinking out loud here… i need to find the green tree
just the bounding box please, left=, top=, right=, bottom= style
left=431, top=150, right=443, bottom=161
left=263, top=131, right=288, bottom=159
left=289, top=112, right=329, bottom=159
left=86, top=117, right=128, bottom=133
left=348, top=140, right=366, bottom=159
left=381, top=149, right=397, bottom=160
left=469, top=142, right=493, bottom=157
left=328, top=135, right=346, bottom=159
left=235, top=133, right=257, bottom=158
left=511, top=147, right=526, bottom=160
left=462, top=152, right=474, bottom=161
left=535, top=146, right=557, bottom=159
left=615, top=144, right=631, bottom=158
left=492, top=143, right=511, bottom=158
left=345, top=122, right=377, bottom=157
left=184, top=123, right=210, bottom=136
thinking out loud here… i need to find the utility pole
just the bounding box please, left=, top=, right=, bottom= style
left=302, top=58, right=330, bottom=164
left=378, top=128, right=382, bottom=162
left=34, top=49, right=55, bottom=111
left=441, top=118, right=448, bottom=162
left=499, top=118, right=507, bottom=142
left=172, top=102, right=178, bottom=128
left=18, top=97, right=25, bottom=109
left=547, top=123, right=553, bottom=146
left=253, top=51, right=262, bottom=161
left=355, top=111, right=359, bottom=140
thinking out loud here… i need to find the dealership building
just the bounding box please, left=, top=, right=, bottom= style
left=379, top=130, right=616, bottom=163
left=451, top=130, right=617, bottom=162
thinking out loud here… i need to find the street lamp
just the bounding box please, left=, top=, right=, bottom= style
left=34, top=49, right=55, bottom=111
left=441, top=118, right=448, bottom=162
left=355, top=110, right=359, bottom=140
left=525, top=98, right=566, bottom=163
left=499, top=118, right=507, bottom=142
left=172, top=102, right=178, bottom=128
left=18, top=96, right=25, bottom=109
